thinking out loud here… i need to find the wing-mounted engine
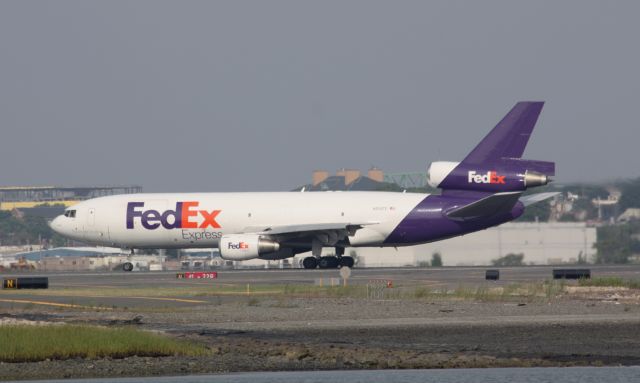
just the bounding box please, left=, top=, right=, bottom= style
left=220, top=222, right=376, bottom=262
left=219, top=234, right=280, bottom=260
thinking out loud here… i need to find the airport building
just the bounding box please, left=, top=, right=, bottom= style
left=297, top=168, right=388, bottom=191
left=347, top=222, right=597, bottom=267
left=36, top=254, right=166, bottom=272
left=297, top=168, right=429, bottom=192
left=1, top=247, right=167, bottom=272
left=0, top=185, right=142, bottom=210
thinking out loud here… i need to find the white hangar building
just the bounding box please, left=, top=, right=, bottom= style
left=352, top=222, right=597, bottom=267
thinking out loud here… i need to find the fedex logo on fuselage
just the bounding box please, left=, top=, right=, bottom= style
left=126, top=202, right=221, bottom=230
left=468, top=171, right=506, bottom=184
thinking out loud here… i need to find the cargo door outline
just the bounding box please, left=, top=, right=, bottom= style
left=84, top=207, right=107, bottom=241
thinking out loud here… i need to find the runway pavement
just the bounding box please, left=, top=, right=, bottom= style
left=1, top=265, right=639, bottom=310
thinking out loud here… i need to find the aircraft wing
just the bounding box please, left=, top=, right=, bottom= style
left=241, top=222, right=378, bottom=246
left=519, top=192, right=560, bottom=206
left=446, top=192, right=522, bottom=221
left=243, top=222, right=378, bottom=236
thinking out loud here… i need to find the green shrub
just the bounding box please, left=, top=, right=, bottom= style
left=0, top=325, right=209, bottom=362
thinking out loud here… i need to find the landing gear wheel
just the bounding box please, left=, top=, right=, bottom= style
left=339, top=256, right=354, bottom=268
left=302, top=257, right=318, bottom=269
left=122, top=262, right=134, bottom=272
left=319, top=256, right=339, bottom=269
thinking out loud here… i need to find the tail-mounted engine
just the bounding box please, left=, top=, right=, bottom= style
left=427, top=158, right=554, bottom=192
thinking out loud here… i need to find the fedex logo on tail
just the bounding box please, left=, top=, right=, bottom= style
left=468, top=171, right=506, bottom=184
left=127, top=202, right=221, bottom=230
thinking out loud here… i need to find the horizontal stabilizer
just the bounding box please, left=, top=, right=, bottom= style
left=446, top=192, right=522, bottom=221
left=519, top=192, right=560, bottom=207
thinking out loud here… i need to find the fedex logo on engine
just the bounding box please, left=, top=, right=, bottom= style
left=126, top=202, right=221, bottom=230
left=227, top=242, right=249, bottom=250
left=468, top=171, right=506, bottom=184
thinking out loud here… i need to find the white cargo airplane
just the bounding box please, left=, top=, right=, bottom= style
left=51, top=102, right=556, bottom=269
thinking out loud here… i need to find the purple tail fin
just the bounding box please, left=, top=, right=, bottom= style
left=436, top=101, right=554, bottom=193
left=462, top=101, right=544, bottom=165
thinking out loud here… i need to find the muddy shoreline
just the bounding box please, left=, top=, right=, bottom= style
left=2, top=294, right=640, bottom=381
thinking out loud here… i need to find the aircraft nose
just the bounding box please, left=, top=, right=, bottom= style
left=49, top=215, right=65, bottom=234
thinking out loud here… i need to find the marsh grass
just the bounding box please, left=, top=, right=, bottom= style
left=0, top=324, right=210, bottom=363
left=407, top=281, right=566, bottom=303
left=274, top=281, right=567, bottom=302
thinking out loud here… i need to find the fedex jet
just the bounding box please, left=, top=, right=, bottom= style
left=51, top=102, right=556, bottom=269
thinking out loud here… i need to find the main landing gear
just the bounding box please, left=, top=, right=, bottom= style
left=302, top=256, right=355, bottom=269
left=302, top=246, right=355, bottom=269
left=302, top=257, right=318, bottom=269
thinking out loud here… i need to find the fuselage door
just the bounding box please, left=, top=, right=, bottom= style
left=83, top=207, right=108, bottom=242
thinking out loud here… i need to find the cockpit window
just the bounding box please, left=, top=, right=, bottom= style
left=64, top=210, right=76, bottom=218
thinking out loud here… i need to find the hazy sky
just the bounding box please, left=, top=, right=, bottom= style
left=1, top=1, right=638, bottom=192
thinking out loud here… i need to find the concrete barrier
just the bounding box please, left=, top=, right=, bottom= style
left=553, top=269, right=591, bottom=280
left=485, top=269, right=500, bottom=281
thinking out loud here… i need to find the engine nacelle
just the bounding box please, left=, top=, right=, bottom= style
left=427, top=159, right=553, bottom=192
left=219, top=234, right=280, bottom=261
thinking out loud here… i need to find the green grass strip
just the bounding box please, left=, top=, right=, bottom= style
left=0, top=324, right=210, bottom=362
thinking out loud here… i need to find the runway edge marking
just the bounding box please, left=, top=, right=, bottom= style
left=0, top=298, right=113, bottom=310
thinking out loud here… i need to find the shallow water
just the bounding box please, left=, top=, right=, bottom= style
left=13, top=367, right=640, bottom=383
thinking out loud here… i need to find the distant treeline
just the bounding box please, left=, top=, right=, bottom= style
left=0, top=210, right=65, bottom=247
left=518, top=176, right=640, bottom=222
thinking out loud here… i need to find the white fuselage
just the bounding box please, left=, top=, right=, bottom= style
left=50, top=192, right=427, bottom=249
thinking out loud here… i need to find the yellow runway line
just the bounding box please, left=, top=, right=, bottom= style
left=121, top=296, right=207, bottom=304
left=210, top=290, right=283, bottom=296
left=0, top=298, right=111, bottom=310
left=59, top=285, right=120, bottom=289
left=2, top=292, right=207, bottom=304
left=85, top=295, right=208, bottom=304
